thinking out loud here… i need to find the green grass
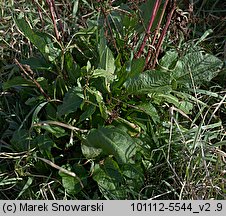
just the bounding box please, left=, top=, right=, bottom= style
left=0, top=0, right=225, bottom=200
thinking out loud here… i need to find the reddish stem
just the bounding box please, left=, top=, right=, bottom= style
left=151, top=1, right=176, bottom=69
left=136, top=0, right=161, bottom=59
left=145, top=0, right=170, bottom=68
left=46, top=0, right=60, bottom=41
left=33, top=0, right=45, bottom=29
left=50, top=0, right=64, bottom=36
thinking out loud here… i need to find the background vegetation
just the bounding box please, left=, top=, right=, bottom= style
left=0, top=0, right=225, bottom=199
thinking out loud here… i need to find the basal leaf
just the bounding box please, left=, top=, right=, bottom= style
left=136, top=102, right=160, bottom=123
left=81, top=126, right=136, bottom=164
left=10, top=129, right=32, bottom=151
left=172, top=46, right=223, bottom=86
left=157, top=93, right=193, bottom=114
left=3, top=76, right=35, bottom=90
left=93, top=163, right=126, bottom=199
left=21, top=57, right=53, bottom=71
left=57, top=87, right=84, bottom=116
left=122, top=163, right=144, bottom=192
left=129, top=57, right=145, bottom=78
left=101, top=157, right=124, bottom=183
left=124, top=70, right=171, bottom=95
left=98, top=29, right=115, bottom=74
left=59, top=164, right=87, bottom=195
left=34, top=134, right=58, bottom=159
left=159, top=51, right=178, bottom=70
left=15, top=18, right=46, bottom=57
left=79, top=104, right=96, bottom=122
left=15, top=18, right=61, bottom=62
left=104, top=47, right=115, bottom=74
left=92, top=69, right=115, bottom=81
left=64, top=52, right=80, bottom=82
left=38, top=124, right=67, bottom=138
left=87, top=88, right=108, bottom=119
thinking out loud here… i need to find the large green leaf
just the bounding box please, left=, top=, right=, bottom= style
left=38, top=124, right=67, bottom=138
left=79, top=104, right=96, bottom=122
left=87, top=88, right=108, bottom=120
left=159, top=50, right=178, bottom=70
left=34, top=134, right=58, bottom=160
left=172, top=46, right=223, bottom=86
left=10, top=129, right=32, bottom=151
left=81, top=126, right=136, bottom=164
left=136, top=102, right=160, bottom=123
left=15, top=18, right=46, bottom=55
left=157, top=93, right=193, bottom=114
left=137, top=0, right=163, bottom=33
left=15, top=18, right=61, bottom=62
left=57, top=87, right=84, bottom=116
left=98, top=29, right=115, bottom=74
left=3, top=76, right=35, bottom=90
left=21, top=57, right=53, bottom=71
left=129, top=57, right=145, bottom=78
left=64, top=52, right=80, bottom=83
left=124, top=70, right=171, bottom=95
left=92, top=160, right=126, bottom=199
left=100, top=157, right=124, bottom=183
left=31, top=101, right=49, bottom=124
left=59, top=164, right=87, bottom=195
left=92, top=69, right=115, bottom=92
left=93, top=158, right=144, bottom=199
left=92, top=69, right=115, bottom=81
left=35, top=31, right=61, bottom=62
left=122, top=163, right=144, bottom=192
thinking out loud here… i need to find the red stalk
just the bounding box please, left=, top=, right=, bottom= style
left=46, top=0, right=61, bottom=42
left=136, top=0, right=161, bottom=59
left=145, top=0, right=170, bottom=68
left=151, top=1, right=176, bottom=69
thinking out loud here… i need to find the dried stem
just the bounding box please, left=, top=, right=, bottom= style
left=36, top=156, right=84, bottom=188
left=14, top=59, right=51, bottom=101
left=32, top=120, right=88, bottom=133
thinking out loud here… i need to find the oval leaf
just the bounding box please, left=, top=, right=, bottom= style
left=57, top=87, right=84, bottom=116
left=82, top=126, right=136, bottom=164
left=124, top=70, right=171, bottom=95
